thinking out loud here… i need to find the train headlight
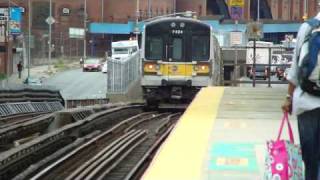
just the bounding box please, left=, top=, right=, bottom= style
left=144, top=62, right=158, bottom=74
left=194, top=64, right=210, bottom=75
left=148, top=64, right=154, bottom=69
left=200, top=65, right=206, bottom=71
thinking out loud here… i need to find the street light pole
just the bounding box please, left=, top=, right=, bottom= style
left=84, top=0, right=87, bottom=60
left=28, top=0, right=31, bottom=79
left=48, top=0, right=52, bottom=72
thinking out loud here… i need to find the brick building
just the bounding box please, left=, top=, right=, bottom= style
left=3, top=0, right=176, bottom=60
left=103, top=0, right=175, bottom=22
left=176, top=0, right=319, bottom=21
left=1, top=0, right=319, bottom=75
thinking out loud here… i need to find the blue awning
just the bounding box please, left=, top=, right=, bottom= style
left=89, top=22, right=135, bottom=34
left=262, top=23, right=301, bottom=33
left=89, top=20, right=302, bottom=34
left=204, top=21, right=301, bottom=33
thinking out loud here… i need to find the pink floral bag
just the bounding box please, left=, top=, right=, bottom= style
left=264, top=112, right=304, bottom=180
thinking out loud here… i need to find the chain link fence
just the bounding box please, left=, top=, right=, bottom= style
left=107, top=52, right=140, bottom=94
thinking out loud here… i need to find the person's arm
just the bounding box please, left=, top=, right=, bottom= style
left=282, top=81, right=295, bottom=113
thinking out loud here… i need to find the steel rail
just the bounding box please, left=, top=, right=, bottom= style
left=124, top=125, right=175, bottom=180
left=30, top=111, right=154, bottom=180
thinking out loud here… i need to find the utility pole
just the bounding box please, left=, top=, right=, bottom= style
left=288, top=0, right=291, bottom=20
left=254, top=0, right=260, bottom=87
left=148, top=0, right=151, bottom=18
left=135, top=0, right=139, bottom=40
left=257, top=0, right=260, bottom=21
left=303, top=0, right=308, bottom=20
left=101, top=0, right=104, bottom=22
left=6, top=0, right=10, bottom=83
left=28, top=0, right=31, bottom=79
left=84, top=0, right=87, bottom=60
left=48, top=0, right=52, bottom=72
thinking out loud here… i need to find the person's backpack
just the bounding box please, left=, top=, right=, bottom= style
left=297, top=18, right=320, bottom=96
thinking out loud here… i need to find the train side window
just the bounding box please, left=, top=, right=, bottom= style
left=146, top=36, right=163, bottom=60
left=172, top=38, right=182, bottom=61
left=191, top=36, right=209, bottom=61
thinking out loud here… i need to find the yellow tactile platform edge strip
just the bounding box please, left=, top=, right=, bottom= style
left=142, top=87, right=225, bottom=180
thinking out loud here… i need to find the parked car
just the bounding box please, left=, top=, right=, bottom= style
left=249, top=65, right=269, bottom=80
left=83, top=58, right=102, bottom=72
left=102, top=62, right=108, bottom=73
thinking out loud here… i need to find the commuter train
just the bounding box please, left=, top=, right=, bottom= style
left=141, top=16, right=223, bottom=107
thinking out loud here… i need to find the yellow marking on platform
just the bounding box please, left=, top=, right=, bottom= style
left=142, top=87, right=224, bottom=180
left=216, top=157, right=249, bottom=167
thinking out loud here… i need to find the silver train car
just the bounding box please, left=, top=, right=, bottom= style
left=140, top=16, right=223, bottom=107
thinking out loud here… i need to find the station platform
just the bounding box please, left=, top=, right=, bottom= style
left=142, top=86, right=300, bottom=180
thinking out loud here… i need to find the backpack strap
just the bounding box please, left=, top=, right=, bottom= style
left=307, top=31, right=320, bottom=76
left=307, top=18, right=320, bottom=29
left=297, top=18, right=320, bottom=72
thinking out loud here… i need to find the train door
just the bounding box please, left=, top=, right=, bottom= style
left=164, top=35, right=187, bottom=81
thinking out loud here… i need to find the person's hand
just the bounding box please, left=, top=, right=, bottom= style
left=281, top=98, right=292, bottom=114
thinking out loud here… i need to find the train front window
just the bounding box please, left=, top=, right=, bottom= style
left=172, top=38, right=183, bottom=61
left=192, top=36, right=210, bottom=61
left=146, top=36, right=163, bottom=60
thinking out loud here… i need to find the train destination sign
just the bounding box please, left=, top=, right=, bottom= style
left=229, top=0, right=245, bottom=7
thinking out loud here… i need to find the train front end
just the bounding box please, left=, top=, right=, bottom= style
left=141, top=17, right=215, bottom=106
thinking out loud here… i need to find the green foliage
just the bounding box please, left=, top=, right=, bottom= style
left=53, top=59, right=66, bottom=70
left=0, top=73, right=6, bottom=80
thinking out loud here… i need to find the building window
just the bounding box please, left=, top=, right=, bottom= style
left=32, top=1, right=50, bottom=29
left=61, top=7, right=70, bottom=16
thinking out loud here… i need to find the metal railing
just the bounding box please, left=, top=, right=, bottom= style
left=107, top=52, right=140, bottom=94
left=65, top=99, right=109, bottom=109
left=0, top=101, right=64, bottom=117
left=221, top=46, right=293, bottom=87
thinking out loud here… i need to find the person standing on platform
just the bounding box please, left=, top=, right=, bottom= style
left=17, top=61, right=23, bottom=79
left=282, top=12, right=320, bottom=180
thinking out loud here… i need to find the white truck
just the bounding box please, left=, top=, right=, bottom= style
left=246, top=41, right=273, bottom=79
left=111, top=40, right=139, bottom=60
left=246, top=41, right=273, bottom=65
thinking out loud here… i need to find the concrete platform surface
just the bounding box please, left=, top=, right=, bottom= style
left=142, top=86, right=299, bottom=180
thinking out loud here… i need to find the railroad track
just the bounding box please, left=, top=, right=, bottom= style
left=0, top=112, right=48, bottom=129
left=29, top=112, right=180, bottom=180
left=0, top=104, right=143, bottom=180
